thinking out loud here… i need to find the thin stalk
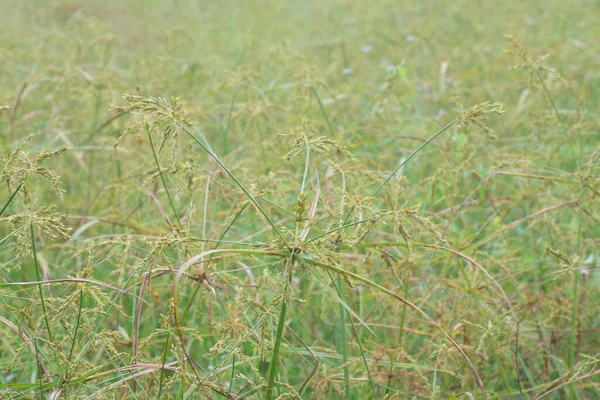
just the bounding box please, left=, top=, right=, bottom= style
left=301, top=142, right=310, bottom=194
left=569, top=274, right=579, bottom=367
left=157, top=330, right=170, bottom=399
left=30, top=223, right=53, bottom=344
left=327, top=270, right=376, bottom=399
left=177, top=122, right=289, bottom=249
left=177, top=374, right=185, bottom=400
left=34, top=338, right=44, bottom=399
left=202, top=176, right=211, bottom=252
left=200, top=315, right=266, bottom=383
left=518, top=353, right=537, bottom=389
left=568, top=188, right=585, bottom=398
left=61, top=289, right=84, bottom=399
left=338, top=275, right=351, bottom=399
left=172, top=248, right=284, bottom=378
left=344, top=120, right=456, bottom=223
left=301, top=255, right=487, bottom=399
left=1, top=184, right=22, bottom=216
left=398, top=266, right=411, bottom=346
left=370, top=120, right=456, bottom=199
left=179, top=203, right=249, bottom=323
left=306, top=215, right=380, bottom=244
left=266, top=259, right=292, bottom=400
left=534, top=56, right=588, bottom=398
left=222, top=93, right=236, bottom=154
left=67, top=290, right=84, bottom=361
left=534, top=70, right=577, bottom=166
left=229, top=355, right=236, bottom=393
left=146, top=123, right=182, bottom=229
left=312, top=87, right=334, bottom=134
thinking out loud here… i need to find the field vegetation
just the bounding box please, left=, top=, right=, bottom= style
left=1, top=1, right=599, bottom=398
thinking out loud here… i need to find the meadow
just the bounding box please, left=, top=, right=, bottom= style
left=1, top=0, right=599, bottom=398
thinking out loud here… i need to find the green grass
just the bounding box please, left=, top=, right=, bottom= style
left=1, top=0, right=599, bottom=399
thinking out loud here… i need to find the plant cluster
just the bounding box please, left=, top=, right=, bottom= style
left=1, top=1, right=599, bottom=399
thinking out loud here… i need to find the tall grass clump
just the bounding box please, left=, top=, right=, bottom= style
left=1, top=1, right=599, bottom=399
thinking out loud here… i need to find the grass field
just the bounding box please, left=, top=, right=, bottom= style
left=1, top=1, right=599, bottom=399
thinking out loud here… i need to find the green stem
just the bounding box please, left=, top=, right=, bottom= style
left=568, top=189, right=585, bottom=398
left=177, top=122, right=289, bottom=249
left=34, top=338, right=45, bottom=399
left=534, top=70, right=577, bottom=166
left=229, top=355, right=236, bottom=393
left=306, top=215, right=380, bottom=244
left=146, top=123, right=182, bottom=229
left=266, top=261, right=292, bottom=400
left=157, top=330, right=170, bottom=399
left=398, top=266, right=411, bottom=347
left=312, top=87, right=334, bottom=134
left=30, top=223, right=54, bottom=344
left=300, top=142, right=310, bottom=194
left=338, top=275, right=351, bottom=399
left=1, top=184, right=22, bottom=216
left=344, top=120, right=457, bottom=223
left=222, top=93, right=236, bottom=155
left=67, top=290, right=84, bottom=361
left=371, top=120, right=456, bottom=199
left=327, top=270, right=376, bottom=399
